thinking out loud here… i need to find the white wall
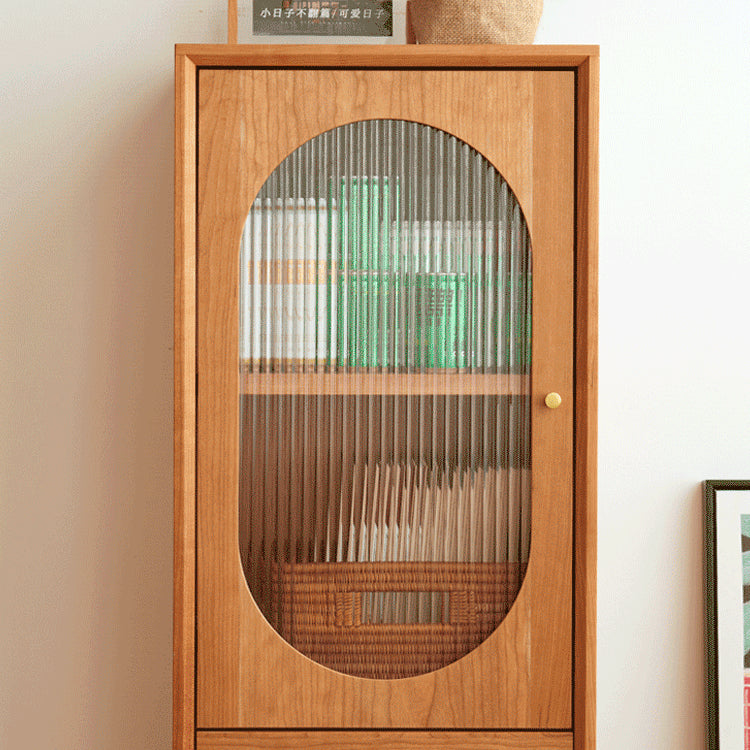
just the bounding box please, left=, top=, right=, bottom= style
left=2, top=1, right=749, bottom=748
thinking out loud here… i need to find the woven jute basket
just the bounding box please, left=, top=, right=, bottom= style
left=273, top=560, right=526, bottom=679
left=408, top=0, right=543, bottom=44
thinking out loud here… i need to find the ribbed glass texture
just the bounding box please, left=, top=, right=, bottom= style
left=238, top=120, right=531, bottom=679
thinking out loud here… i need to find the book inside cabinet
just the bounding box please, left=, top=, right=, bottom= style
left=174, top=45, right=598, bottom=750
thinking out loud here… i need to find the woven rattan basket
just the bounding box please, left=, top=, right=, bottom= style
left=273, top=560, right=526, bottom=679
left=407, top=0, right=543, bottom=44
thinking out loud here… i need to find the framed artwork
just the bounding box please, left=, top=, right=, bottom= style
left=706, top=480, right=750, bottom=749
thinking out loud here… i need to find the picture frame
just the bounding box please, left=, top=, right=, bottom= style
left=705, top=479, right=750, bottom=750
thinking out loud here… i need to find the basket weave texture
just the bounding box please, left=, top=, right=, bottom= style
left=273, top=560, right=526, bottom=679
left=408, top=0, right=543, bottom=44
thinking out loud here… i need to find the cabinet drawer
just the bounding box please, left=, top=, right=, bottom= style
left=196, top=730, right=574, bottom=750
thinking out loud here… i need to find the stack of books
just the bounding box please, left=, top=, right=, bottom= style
left=239, top=185, right=531, bottom=373
left=240, top=197, right=338, bottom=371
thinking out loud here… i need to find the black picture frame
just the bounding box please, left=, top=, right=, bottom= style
left=705, top=479, right=750, bottom=750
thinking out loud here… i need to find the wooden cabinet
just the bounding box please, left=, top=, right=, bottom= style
left=175, top=45, right=598, bottom=750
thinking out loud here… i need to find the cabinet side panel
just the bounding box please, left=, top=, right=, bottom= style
left=573, top=54, right=599, bottom=750
left=175, top=51, right=197, bottom=750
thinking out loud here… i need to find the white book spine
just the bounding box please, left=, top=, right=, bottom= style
left=240, top=198, right=338, bottom=368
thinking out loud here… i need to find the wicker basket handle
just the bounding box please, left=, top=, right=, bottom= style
left=335, top=588, right=472, bottom=627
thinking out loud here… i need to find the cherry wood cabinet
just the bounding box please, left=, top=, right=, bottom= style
left=175, top=44, right=597, bottom=750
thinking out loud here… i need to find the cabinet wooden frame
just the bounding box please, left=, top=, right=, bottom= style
left=175, top=45, right=598, bottom=750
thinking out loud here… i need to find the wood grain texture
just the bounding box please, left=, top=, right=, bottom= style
left=197, top=730, right=573, bottom=749
left=528, top=70, right=576, bottom=725
left=174, top=50, right=197, bottom=750
left=227, top=0, right=238, bottom=44
left=195, top=64, right=575, bottom=730
left=405, top=3, right=416, bottom=43
left=176, top=43, right=599, bottom=69
left=197, top=69, right=244, bottom=728
left=573, top=54, right=599, bottom=750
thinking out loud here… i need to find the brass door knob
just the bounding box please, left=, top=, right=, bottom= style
left=545, top=392, right=562, bottom=409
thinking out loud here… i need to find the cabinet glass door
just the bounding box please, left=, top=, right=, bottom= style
left=197, top=66, right=574, bottom=729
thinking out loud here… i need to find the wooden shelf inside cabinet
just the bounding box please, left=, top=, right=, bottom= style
left=240, top=372, right=531, bottom=396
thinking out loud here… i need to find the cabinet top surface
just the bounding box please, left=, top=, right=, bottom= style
left=175, top=44, right=599, bottom=69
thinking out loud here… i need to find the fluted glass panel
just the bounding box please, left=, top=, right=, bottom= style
left=238, top=120, right=531, bottom=679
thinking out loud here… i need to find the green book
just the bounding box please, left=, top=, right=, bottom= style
left=405, top=220, right=471, bottom=370
left=336, top=176, right=397, bottom=368
left=500, top=268, right=532, bottom=373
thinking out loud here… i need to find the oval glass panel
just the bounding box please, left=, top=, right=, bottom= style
left=238, top=120, right=531, bottom=679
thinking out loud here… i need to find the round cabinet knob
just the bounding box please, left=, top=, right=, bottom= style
left=544, top=392, right=562, bottom=409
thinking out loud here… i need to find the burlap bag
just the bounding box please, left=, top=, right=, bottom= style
left=408, top=0, right=543, bottom=44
